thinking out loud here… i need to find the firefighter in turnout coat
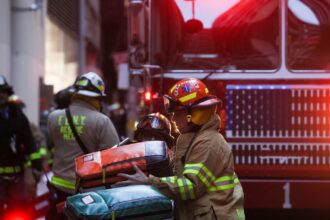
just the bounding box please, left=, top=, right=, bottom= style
left=116, top=78, right=245, bottom=220
left=46, top=72, right=120, bottom=220
left=0, top=75, right=42, bottom=216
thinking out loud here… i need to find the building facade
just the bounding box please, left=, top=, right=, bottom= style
left=0, top=0, right=101, bottom=124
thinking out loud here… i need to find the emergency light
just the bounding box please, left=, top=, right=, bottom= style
left=144, top=91, right=151, bottom=101
left=3, top=210, right=32, bottom=220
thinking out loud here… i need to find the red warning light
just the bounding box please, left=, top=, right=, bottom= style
left=3, top=210, right=32, bottom=220
left=152, top=93, right=159, bottom=99
left=145, top=91, right=151, bottom=101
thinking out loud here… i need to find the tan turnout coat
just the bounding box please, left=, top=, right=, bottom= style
left=149, top=115, right=245, bottom=220
left=48, top=100, right=119, bottom=194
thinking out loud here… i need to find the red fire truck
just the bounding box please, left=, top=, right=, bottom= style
left=127, top=0, right=330, bottom=217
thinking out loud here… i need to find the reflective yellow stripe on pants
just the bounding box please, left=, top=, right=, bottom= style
left=51, top=176, right=76, bottom=190
left=0, top=166, right=21, bottom=174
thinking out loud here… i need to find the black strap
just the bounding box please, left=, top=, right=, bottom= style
left=65, top=108, right=89, bottom=154
left=181, top=131, right=199, bottom=164
left=211, top=206, right=218, bottom=220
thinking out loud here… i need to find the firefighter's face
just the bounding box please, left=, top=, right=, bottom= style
left=172, top=108, right=190, bottom=133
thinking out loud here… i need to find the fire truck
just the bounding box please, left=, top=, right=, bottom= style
left=127, top=0, right=330, bottom=216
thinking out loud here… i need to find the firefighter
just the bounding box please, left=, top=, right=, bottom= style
left=29, top=122, right=50, bottom=171
left=0, top=75, right=42, bottom=215
left=46, top=72, right=120, bottom=220
left=8, top=94, right=51, bottom=171
left=44, top=86, right=75, bottom=168
left=134, top=112, right=175, bottom=149
left=134, top=112, right=176, bottom=171
left=116, top=78, right=245, bottom=220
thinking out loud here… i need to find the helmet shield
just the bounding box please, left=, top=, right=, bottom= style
left=137, top=114, right=170, bottom=133
left=134, top=113, right=174, bottom=146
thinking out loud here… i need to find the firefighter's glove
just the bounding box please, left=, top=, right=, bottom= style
left=24, top=167, right=37, bottom=200
left=113, top=165, right=148, bottom=187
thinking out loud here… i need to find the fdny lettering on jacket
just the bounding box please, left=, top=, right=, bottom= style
left=57, top=115, right=86, bottom=141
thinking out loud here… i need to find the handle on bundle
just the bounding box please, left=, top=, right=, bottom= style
left=113, top=137, right=130, bottom=148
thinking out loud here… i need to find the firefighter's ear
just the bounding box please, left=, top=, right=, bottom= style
left=186, top=114, right=192, bottom=123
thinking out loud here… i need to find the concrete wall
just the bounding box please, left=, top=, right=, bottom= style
left=86, top=0, right=100, bottom=49
left=0, top=0, right=11, bottom=81
left=11, top=0, right=46, bottom=124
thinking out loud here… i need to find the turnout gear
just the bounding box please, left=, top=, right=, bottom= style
left=0, top=76, right=42, bottom=212
left=0, top=103, right=41, bottom=170
left=147, top=78, right=244, bottom=219
left=47, top=95, right=120, bottom=220
left=134, top=112, right=175, bottom=147
left=47, top=100, right=120, bottom=194
left=149, top=115, right=245, bottom=220
left=47, top=74, right=118, bottom=220
left=30, top=122, right=51, bottom=171
left=74, top=72, right=106, bottom=97
left=7, top=93, right=50, bottom=170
